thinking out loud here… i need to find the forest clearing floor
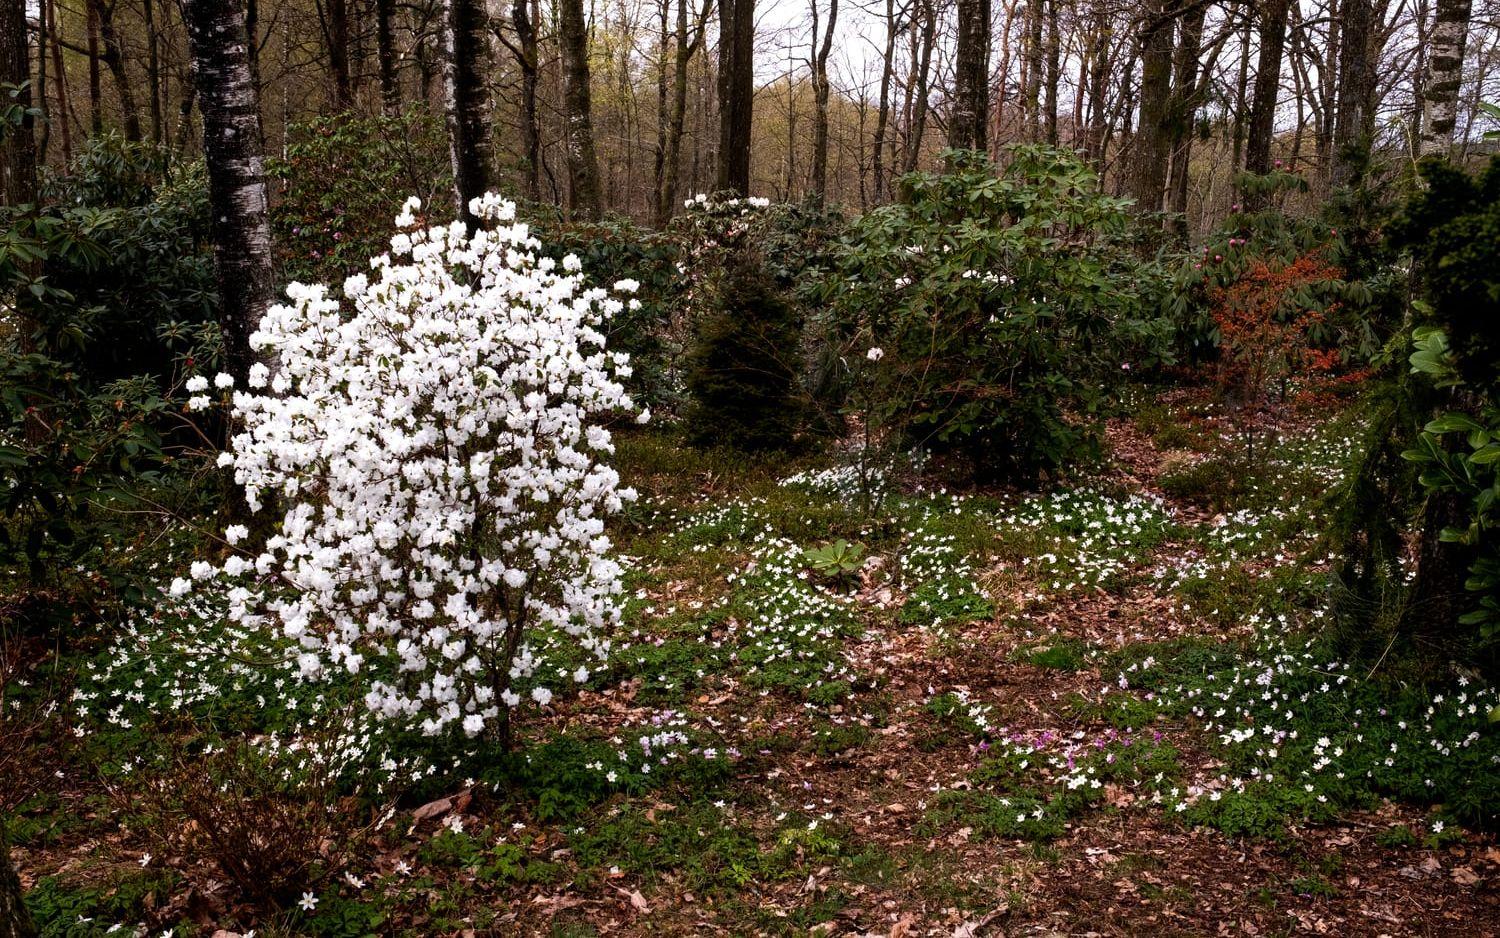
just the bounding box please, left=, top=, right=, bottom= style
left=8, top=388, right=1500, bottom=937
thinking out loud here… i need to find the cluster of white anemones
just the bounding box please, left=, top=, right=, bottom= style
left=174, top=194, right=646, bottom=738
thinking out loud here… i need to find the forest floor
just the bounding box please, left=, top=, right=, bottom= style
left=7, top=388, right=1500, bottom=937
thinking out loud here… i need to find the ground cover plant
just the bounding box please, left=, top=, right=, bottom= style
left=7, top=141, right=1500, bottom=937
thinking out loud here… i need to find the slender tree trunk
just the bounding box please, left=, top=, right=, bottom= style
left=902, top=0, right=934, bottom=171
left=376, top=0, right=400, bottom=113
left=86, top=1, right=101, bottom=133
left=810, top=0, right=838, bottom=200
left=1167, top=0, right=1206, bottom=236
left=871, top=0, right=896, bottom=201
left=143, top=0, right=163, bottom=142
left=90, top=0, right=142, bottom=141
left=1417, top=0, right=1472, bottom=156
left=183, top=0, right=273, bottom=386
left=654, top=0, right=670, bottom=215
left=34, top=0, right=47, bottom=166
left=558, top=0, right=602, bottom=218
left=1229, top=0, right=1250, bottom=171
left=443, top=0, right=493, bottom=223
left=46, top=0, right=70, bottom=166
left=716, top=0, right=754, bottom=192
left=1022, top=0, right=1042, bottom=139
left=1244, top=0, right=1290, bottom=182
left=1042, top=0, right=1059, bottom=144
left=657, top=0, right=708, bottom=222
left=510, top=0, right=542, bottom=201
left=1130, top=0, right=1175, bottom=213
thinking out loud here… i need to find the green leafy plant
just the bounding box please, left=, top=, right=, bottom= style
left=816, top=145, right=1171, bottom=480
left=803, top=538, right=867, bottom=580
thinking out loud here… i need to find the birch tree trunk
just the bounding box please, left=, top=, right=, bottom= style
left=443, top=0, right=494, bottom=223
left=559, top=0, right=602, bottom=218
left=1417, top=0, right=1472, bottom=156
left=183, top=0, right=274, bottom=385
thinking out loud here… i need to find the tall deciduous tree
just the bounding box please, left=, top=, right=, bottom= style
left=1244, top=0, right=1290, bottom=182
left=559, top=0, right=603, bottom=218
left=502, top=0, right=543, bottom=202
left=717, top=0, right=754, bottom=193
left=1331, top=0, right=1376, bottom=185
left=443, top=0, right=494, bottom=223
left=657, top=0, right=711, bottom=222
left=376, top=0, right=400, bottom=114
left=809, top=0, right=838, bottom=200
left=0, top=0, right=35, bottom=208
left=1130, top=0, right=1176, bottom=213
left=1417, top=0, right=1472, bottom=156
left=870, top=0, right=899, bottom=201
left=950, top=0, right=990, bottom=150
left=183, top=0, right=273, bottom=385
left=87, top=0, right=142, bottom=141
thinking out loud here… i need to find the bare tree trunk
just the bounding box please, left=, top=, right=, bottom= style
left=716, top=0, right=753, bottom=192
left=143, top=0, right=163, bottom=142
left=509, top=0, right=542, bottom=201
left=1, top=0, right=36, bottom=208
left=1229, top=0, right=1250, bottom=171
left=1167, top=0, right=1206, bottom=236
left=1022, top=0, right=1042, bottom=138
left=324, top=0, right=353, bottom=109
left=871, top=0, right=897, bottom=200
left=1417, top=0, right=1472, bottom=156
left=810, top=0, right=838, bottom=200
left=1331, top=0, right=1375, bottom=185
left=559, top=0, right=602, bottom=218
left=183, top=0, right=274, bottom=386
left=90, top=0, right=142, bottom=141
left=1244, top=0, right=1290, bottom=183
left=950, top=0, right=990, bottom=151
left=443, top=0, right=493, bottom=223
left=1042, top=0, right=1059, bottom=144
left=377, top=0, right=400, bottom=113
left=86, top=0, right=101, bottom=133
left=1129, top=0, right=1174, bottom=213
left=902, top=0, right=934, bottom=171
left=34, top=0, right=47, bottom=165
left=46, top=0, right=70, bottom=166
left=657, top=0, right=709, bottom=222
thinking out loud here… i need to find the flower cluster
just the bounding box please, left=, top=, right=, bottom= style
left=178, top=194, right=642, bottom=738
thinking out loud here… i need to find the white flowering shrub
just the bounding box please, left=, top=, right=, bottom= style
left=178, top=194, right=645, bottom=740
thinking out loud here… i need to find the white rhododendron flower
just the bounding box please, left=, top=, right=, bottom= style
left=193, top=193, right=641, bottom=739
